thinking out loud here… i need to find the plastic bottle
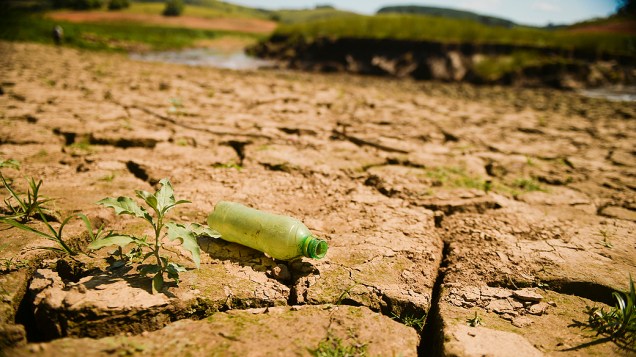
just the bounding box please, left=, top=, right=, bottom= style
left=207, top=201, right=328, bottom=260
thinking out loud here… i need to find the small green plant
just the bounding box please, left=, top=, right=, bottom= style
left=1, top=175, right=53, bottom=222
left=0, top=159, right=20, bottom=170
left=595, top=228, right=614, bottom=249
left=88, top=178, right=216, bottom=294
left=163, top=0, right=185, bottom=17
left=392, top=312, right=426, bottom=331
left=0, top=244, right=29, bottom=272
left=571, top=276, right=636, bottom=351
left=512, top=178, right=544, bottom=192
left=467, top=311, right=483, bottom=327
left=311, top=335, right=367, bottom=357
left=1, top=208, right=104, bottom=257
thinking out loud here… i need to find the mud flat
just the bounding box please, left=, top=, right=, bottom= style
left=0, top=41, right=634, bottom=355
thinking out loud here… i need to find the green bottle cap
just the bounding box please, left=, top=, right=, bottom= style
left=302, top=236, right=328, bottom=259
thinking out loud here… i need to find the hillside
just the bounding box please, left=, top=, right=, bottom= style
left=377, top=5, right=516, bottom=28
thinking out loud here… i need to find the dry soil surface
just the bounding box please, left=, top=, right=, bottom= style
left=0, top=41, right=635, bottom=356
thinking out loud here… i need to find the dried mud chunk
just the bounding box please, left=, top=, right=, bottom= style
left=444, top=325, right=543, bottom=357
left=7, top=306, right=419, bottom=356
left=598, top=206, right=636, bottom=221
left=512, top=288, right=543, bottom=302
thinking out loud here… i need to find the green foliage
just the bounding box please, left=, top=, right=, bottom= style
left=108, top=0, right=130, bottom=10
left=1, top=174, right=53, bottom=223
left=473, top=51, right=563, bottom=81
left=0, top=159, right=20, bottom=170
left=89, top=178, right=216, bottom=294
left=377, top=5, right=515, bottom=28
left=53, top=0, right=104, bottom=10
left=571, top=276, right=636, bottom=351
left=512, top=178, right=545, bottom=192
left=311, top=335, right=368, bottom=357
left=391, top=312, right=426, bottom=331
left=273, top=14, right=636, bottom=56
left=163, top=0, right=184, bottom=16
left=0, top=244, right=29, bottom=272
left=467, top=311, right=483, bottom=327
left=1, top=210, right=104, bottom=256
left=0, top=10, right=253, bottom=52
left=424, top=166, right=488, bottom=191
left=272, top=7, right=358, bottom=24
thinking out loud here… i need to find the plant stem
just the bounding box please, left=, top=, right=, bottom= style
left=154, top=216, right=163, bottom=270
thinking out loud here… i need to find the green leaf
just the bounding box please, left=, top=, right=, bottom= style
left=189, top=223, right=221, bottom=238
left=88, top=234, right=145, bottom=250
left=1, top=218, right=55, bottom=240
left=139, top=264, right=161, bottom=276
left=167, top=262, right=186, bottom=284
left=0, top=159, right=20, bottom=169
left=98, top=197, right=152, bottom=222
left=166, top=222, right=201, bottom=268
left=155, top=178, right=175, bottom=215
left=152, top=273, right=163, bottom=294
left=135, top=190, right=158, bottom=213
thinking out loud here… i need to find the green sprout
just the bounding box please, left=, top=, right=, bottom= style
left=595, top=228, right=614, bottom=249
left=311, top=335, right=368, bottom=357
left=391, top=312, right=426, bottom=331
left=1, top=174, right=53, bottom=223
left=88, top=178, right=217, bottom=294
left=0, top=159, right=20, bottom=170
left=571, top=276, right=636, bottom=351
left=467, top=311, right=483, bottom=327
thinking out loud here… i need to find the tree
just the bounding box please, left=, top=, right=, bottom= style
left=163, top=0, right=184, bottom=16
left=108, top=0, right=130, bottom=10
left=617, top=0, right=636, bottom=17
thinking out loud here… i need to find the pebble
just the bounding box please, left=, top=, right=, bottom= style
left=528, top=302, right=549, bottom=316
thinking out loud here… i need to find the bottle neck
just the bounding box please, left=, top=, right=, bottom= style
left=301, top=236, right=328, bottom=259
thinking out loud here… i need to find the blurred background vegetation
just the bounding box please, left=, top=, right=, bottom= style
left=0, top=0, right=633, bottom=56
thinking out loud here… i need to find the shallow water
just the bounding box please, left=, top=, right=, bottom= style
left=579, top=86, right=636, bottom=102
left=129, top=48, right=275, bottom=70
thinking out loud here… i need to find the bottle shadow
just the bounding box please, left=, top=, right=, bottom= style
left=197, top=236, right=319, bottom=284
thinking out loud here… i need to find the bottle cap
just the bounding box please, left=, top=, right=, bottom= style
left=303, top=236, right=328, bottom=259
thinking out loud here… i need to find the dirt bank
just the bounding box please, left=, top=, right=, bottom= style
left=250, top=36, right=636, bottom=89
left=0, top=41, right=634, bottom=355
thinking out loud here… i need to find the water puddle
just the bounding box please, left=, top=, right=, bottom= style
left=130, top=48, right=275, bottom=70
left=578, top=85, right=636, bottom=102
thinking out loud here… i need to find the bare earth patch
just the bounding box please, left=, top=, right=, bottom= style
left=47, top=11, right=277, bottom=34
left=0, top=41, right=634, bottom=355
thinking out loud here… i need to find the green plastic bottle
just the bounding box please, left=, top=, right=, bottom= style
left=207, top=201, right=328, bottom=260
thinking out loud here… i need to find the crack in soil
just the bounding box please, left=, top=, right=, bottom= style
left=420, top=241, right=450, bottom=357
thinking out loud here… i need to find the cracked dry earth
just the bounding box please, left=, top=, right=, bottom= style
left=0, top=41, right=634, bottom=356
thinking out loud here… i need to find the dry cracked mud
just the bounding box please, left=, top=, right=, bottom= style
left=0, top=41, right=634, bottom=356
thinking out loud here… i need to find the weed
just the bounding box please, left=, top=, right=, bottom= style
left=0, top=244, right=29, bottom=272
left=310, top=334, right=367, bottom=357
left=1, top=174, right=53, bottom=223
left=512, top=178, right=545, bottom=192
left=98, top=173, right=116, bottom=182
left=424, top=166, right=490, bottom=192
left=571, top=276, right=636, bottom=351
left=88, top=178, right=218, bottom=293
left=211, top=162, right=243, bottom=170
left=1, top=209, right=105, bottom=257
left=595, top=228, right=614, bottom=249
left=392, top=312, right=426, bottom=331
left=0, top=159, right=20, bottom=169
left=467, top=311, right=483, bottom=327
